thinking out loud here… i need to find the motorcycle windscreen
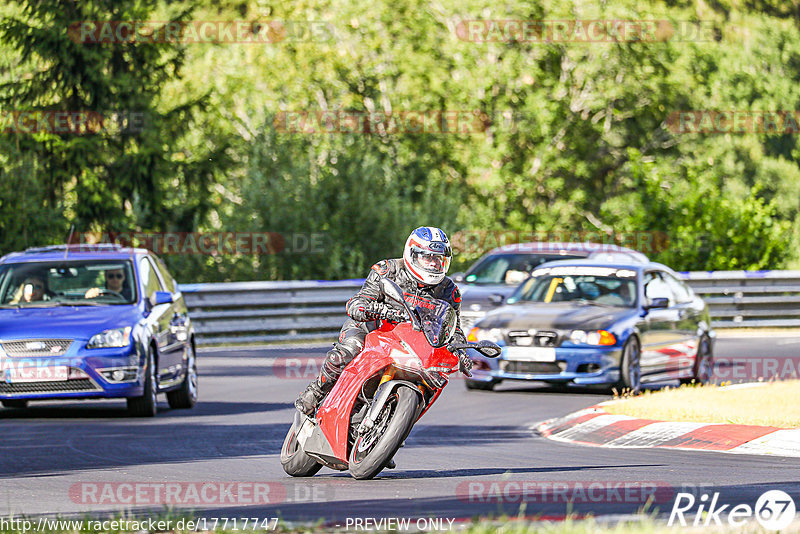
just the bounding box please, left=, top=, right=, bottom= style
left=416, top=300, right=457, bottom=348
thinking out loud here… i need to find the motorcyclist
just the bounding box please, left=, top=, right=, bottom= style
left=295, top=226, right=471, bottom=415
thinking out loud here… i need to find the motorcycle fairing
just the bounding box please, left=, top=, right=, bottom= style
left=294, top=411, right=348, bottom=470
left=313, top=296, right=462, bottom=462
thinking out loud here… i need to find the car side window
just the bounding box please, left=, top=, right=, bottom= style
left=644, top=272, right=675, bottom=306
left=138, top=257, right=164, bottom=299
left=152, top=256, right=176, bottom=293
left=662, top=272, right=692, bottom=304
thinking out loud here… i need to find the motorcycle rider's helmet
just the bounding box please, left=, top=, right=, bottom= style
left=403, top=227, right=452, bottom=285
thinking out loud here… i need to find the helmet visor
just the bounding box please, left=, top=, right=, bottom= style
left=410, top=247, right=451, bottom=275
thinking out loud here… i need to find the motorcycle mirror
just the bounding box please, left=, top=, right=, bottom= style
left=380, top=277, right=421, bottom=330
left=448, top=341, right=501, bottom=358
left=380, top=278, right=405, bottom=305
left=475, top=340, right=501, bottom=358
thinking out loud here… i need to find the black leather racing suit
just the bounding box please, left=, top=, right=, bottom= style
left=316, top=258, right=467, bottom=391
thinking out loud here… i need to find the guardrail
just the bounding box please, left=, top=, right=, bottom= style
left=179, top=280, right=363, bottom=345
left=681, top=270, right=800, bottom=329
left=179, top=271, right=800, bottom=345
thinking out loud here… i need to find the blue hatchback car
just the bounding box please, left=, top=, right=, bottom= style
left=0, top=244, right=197, bottom=416
left=465, top=260, right=715, bottom=392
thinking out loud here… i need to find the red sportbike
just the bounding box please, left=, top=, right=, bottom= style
left=281, top=278, right=500, bottom=480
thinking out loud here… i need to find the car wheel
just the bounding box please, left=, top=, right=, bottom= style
left=681, top=335, right=713, bottom=386
left=2, top=400, right=28, bottom=409
left=617, top=337, right=641, bottom=394
left=127, top=349, right=158, bottom=417
left=465, top=379, right=497, bottom=391
left=167, top=343, right=198, bottom=409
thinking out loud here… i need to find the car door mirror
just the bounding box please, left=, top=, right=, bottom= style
left=153, top=291, right=173, bottom=305
left=644, top=297, right=669, bottom=310
left=451, top=272, right=465, bottom=283
left=488, top=293, right=505, bottom=306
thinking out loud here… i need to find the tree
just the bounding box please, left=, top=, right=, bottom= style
left=0, top=0, right=230, bottom=252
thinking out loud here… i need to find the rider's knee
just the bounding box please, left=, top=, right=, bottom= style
left=326, top=339, right=361, bottom=367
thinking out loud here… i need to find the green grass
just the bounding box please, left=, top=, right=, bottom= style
left=604, top=381, right=800, bottom=427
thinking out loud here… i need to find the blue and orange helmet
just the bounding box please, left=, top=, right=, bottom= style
left=403, top=227, right=452, bottom=285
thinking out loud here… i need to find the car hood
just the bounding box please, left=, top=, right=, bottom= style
left=0, top=305, right=142, bottom=341
left=458, top=283, right=517, bottom=311
left=476, top=302, right=637, bottom=331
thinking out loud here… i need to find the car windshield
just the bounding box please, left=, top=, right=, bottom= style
left=509, top=266, right=638, bottom=308
left=416, top=299, right=457, bottom=348
left=465, top=253, right=585, bottom=284
left=0, top=260, right=137, bottom=307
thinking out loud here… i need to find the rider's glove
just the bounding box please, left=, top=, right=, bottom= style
left=358, top=301, right=406, bottom=323
left=383, top=307, right=408, bottom=323
left=458, top=353, right=473, bottom=377
left=447, top=343, right=473, bottom=377
left=350, top=305, right=371, bottom=322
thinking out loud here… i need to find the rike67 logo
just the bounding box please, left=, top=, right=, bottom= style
left=669, top=490, right=796, bottom=530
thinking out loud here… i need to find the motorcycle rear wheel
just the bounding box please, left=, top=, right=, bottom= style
left=280, top=419, right=323, bottom=477
left=348, top=387, right=419, bottom=480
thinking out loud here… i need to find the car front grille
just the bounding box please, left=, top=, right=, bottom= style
left=532, top=331, right=559, bottom=347
left=501, top=361, right=563, bottom=374
left=0, top=378, right=99, bottom=395
left=2, top=339, right=74, bottom=357
left=507, top=330, right=560, bottom=347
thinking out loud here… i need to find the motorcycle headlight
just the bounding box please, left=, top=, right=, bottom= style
left=467, top=327, right=504, bottom=343
left=87, top=326, right=132, bottom=349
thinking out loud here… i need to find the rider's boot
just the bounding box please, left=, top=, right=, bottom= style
left=294, top=379, right=327, bottom=415
left=295, top=372, right=338, bottom=415
left=294, top=344, right=353, bottom=415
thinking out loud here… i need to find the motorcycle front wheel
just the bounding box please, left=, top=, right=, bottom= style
left=348, top=386, right=420, bottom=480
left=280, top=419, right=323, bottom=477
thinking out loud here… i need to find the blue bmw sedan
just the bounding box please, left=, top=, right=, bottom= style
left=0, top=244, right=197, bottom=416
left=465, top=260, right=715, bottom=392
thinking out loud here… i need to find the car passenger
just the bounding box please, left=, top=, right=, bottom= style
left=10, top=274, right=50, bottom=304
left=595, top=281, right=634, bottom=306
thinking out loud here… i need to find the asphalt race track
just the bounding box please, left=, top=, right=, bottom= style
left=1, top=336, right=799, bottom=526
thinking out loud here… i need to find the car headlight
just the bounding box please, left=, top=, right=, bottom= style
left=467, top=327, right=504, bottom=343
left=570, top=329, right=616, bottom=346
left=87, top=326, right=132, bottom=349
